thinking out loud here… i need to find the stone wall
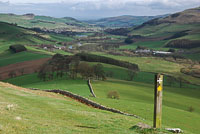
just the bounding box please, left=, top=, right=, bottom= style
left=30, top=88, right=143, bottom=120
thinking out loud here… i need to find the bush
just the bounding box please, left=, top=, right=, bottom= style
left=188, top=106, right=194, bottom=112
left=9, top=45, right=27, bottom=53
left=107, top=91, right=120, bottom=99
left=124, top=37, right=133, bottom=44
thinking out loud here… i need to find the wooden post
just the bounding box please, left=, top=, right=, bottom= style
left=153, top=74, right=163, bottom=128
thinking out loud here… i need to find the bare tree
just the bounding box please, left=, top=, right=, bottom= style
left=8, top=71, right=16, bottom=78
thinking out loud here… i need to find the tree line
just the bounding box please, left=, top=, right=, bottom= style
left=75, top=53, right=139, bottom=71
left=166, top=39, right=200, bottom=49
left=38, top=54, right=106, bottom=81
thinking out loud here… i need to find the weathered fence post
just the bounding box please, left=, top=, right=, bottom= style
left=153, top=74, right=163, bottom=128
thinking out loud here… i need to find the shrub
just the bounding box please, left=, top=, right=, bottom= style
left=9, top=45, right=27, bottom=53
left=188, top=106, right=194, bottom=112
left=124, top=37, right=133, bottom=44
left=107, top=91, right=120, bottom=99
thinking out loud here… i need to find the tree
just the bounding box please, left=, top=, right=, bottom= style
left=69, top=56, right=80, bottom=79
left=124, top=37, right=133, bottom=44
left=127, top=69, right=137, bottom=81
left=8, top=71, right=16, bottom=78
left=78, top=62, right=94, bottom=79
left=93, top=63, right=105, bottom=80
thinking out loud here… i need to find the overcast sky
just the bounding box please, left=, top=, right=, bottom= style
left=0, top=0, right=200, bottom=19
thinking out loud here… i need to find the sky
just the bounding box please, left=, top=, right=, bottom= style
left=0, top=0, right=200, bottom=19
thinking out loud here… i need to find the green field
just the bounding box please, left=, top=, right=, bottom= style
left=1, top=81, right=153, bottom=134
left=91, top=52, right=200, bottom=85
left=4, top=73, right=90, bottom=97
left=0, top=22, right=55, bottom=54
left=4, top=72, right=200, bottom=134
left=0, top=14, right=88, bottom=29
left=131, top=24, right=200, bottom=38
left=91, top=79, right=200, bottom=134
left=119, top=40, right=168, bottom=50
left=0, top=50, right=50, bottom=67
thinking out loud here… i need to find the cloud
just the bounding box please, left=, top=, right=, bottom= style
left=0, top=0, right=199, bottom=19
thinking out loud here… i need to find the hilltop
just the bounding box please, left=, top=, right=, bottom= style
left=0, top=13, right=95, bottom=33
left=84, top=15, right=167, bottom=28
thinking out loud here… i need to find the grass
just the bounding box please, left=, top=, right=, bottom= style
left=91, top=52, right=200, bottom=85
left=0, top=50, right=50, bottom=67
left=49, top=34, right=74, bottom=42
left=131, top=23, right=200, bottom=38
left=4, top=73, right=91, bottom=97
left=3, top=60, right=200, bottom=133
left=0, top=22, right=56, bottom=54
left=0, top=14, right=88, bottom=29
left=119, top=40, right=168, bottom=50
left=0, top=81, right=147, bottom=134
left=90, top=79, right=200, bottom=134
left=4, top=73, right=200, bottom=134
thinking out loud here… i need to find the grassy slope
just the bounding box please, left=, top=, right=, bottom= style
left=0, top=14, right=87, bottom=29
left=0, top=22, right=54, bottom=53
left=0, top=81, right=145, bottom=134
left=0, top=50, right=50, bottom=67
left=0, top=22, right=74, bottom=60
left=4, top=73, right=200, bottom=134
left=128, top=8, right=200, bottom=60
left=4, top=74, right=91, bottom=97
left=119, top=40, right=168, bottom=50
left=91, top=79, right=200, bottom=134
left=92, top=52, right=200, bottom=85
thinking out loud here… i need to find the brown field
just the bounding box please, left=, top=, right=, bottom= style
left=0, top=58, right=50, bottom=80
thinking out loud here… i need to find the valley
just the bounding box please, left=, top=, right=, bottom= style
left=0, top=6, right=200, bottom=134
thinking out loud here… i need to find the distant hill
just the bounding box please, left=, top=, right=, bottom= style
left=127, top=7, right=200, bottom=60
left=136, top=7, right=200, bottom=29
left=127, top=7, right=200, bottom=42
left=85, top=15, right=167, bottom=28
left=0, top=13, right=88, bottom=30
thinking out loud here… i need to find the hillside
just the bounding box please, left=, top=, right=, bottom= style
left=132, top=7, right=200, bottom=38
left=0, top=13, right=94, bottom=32
left=118, top=7, right=200, bottom=60
left=85, top=15, right=167, bottom=27
left=0, top=22, right=75, bottom=54
left=0, top=81, right=146, bottom=134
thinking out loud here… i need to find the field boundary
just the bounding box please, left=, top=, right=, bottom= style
left=30, top=88, right=143, bottom=120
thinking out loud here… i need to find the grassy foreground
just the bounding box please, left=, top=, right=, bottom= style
left=0, top=81, right=147, bottom=134
left=4, top=72, right=200, bottom=134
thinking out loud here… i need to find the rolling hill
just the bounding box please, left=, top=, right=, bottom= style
left=0, top=13, right=95, bottom=33
left=118, top=7, right=200, bottom=60
left=0, top=81, right=146, bottom=134
left=131, top=7, right=200, bottom=38
left=85, top=15, right=167, bottom=27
